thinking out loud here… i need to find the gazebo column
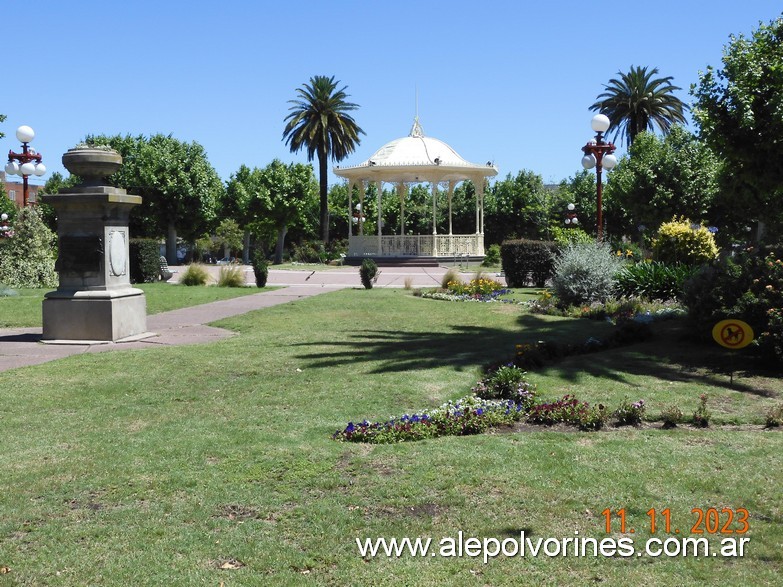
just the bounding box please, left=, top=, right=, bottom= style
left=347, top=181, right=353, bottom=237
left=359, top=181, right=365, bottom=236
left=376, top=180, right=383, bottom=255
left=477, top=180, right=486, bottom=234
left=447, top=182, right=454, bottom=236
left=398, top=182, right=406, bottom=236
left=475, top=182, right=480, bottom=234
left=431, top=182, right=438, bottom=235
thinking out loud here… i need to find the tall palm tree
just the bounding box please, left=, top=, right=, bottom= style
left=590, top=66, right=688, bottom=146
left=283, top=75, right=364, bottom=243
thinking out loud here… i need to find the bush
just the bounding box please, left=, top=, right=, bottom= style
left=251, top=249, right=268, bottom=288
left=682, top=248, right=783, bottom=363
left=765, top=403, right=783, bottom=428
left=472, top=364, right=536, bottom=406
left=359, top=259, right=378, bottom=289
left=613, top=398, right=646, bottom=426
left=550, top=226, right=593, bottom=247
left=481, top=244, right=501, bottom=267
left=500, top=239, right=558, bottom=287
left=292, top=240, right=327, bottom=264
left=180, top=263, right=210, bottom=286
left=0, top=207, right=57, bottom=289
left=551, top=242, right=623, bottom=307
left=661, top=405, right=684, bottom=428
left=129, top=238, right=161, bottom=283
left=217, top=265, right=245, bottom=287
left=692, top=394, right=711, bottom=427
left=652, top=217, right=719, bottom=265
left=615, top=261, right=696, bottom=301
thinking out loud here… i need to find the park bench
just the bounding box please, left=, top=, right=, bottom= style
left=159, top=256, right=178, bottom=281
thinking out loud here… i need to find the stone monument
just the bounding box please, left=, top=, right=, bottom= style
left=41, top=146, right=149, bottom=343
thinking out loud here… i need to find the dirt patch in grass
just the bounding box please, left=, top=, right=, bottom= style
left=215, top=504, right=260, bottom=521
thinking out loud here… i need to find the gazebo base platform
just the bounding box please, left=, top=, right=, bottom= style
left=344, top=255, right=485, bottom=267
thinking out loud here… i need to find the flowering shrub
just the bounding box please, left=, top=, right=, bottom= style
left=652, top=217, right=719, bottom=265
left=526, top=395, right=607, bottom=431
left=613, top=398, right=646, bottom=426
left=472, top=364, right=536, bottom=406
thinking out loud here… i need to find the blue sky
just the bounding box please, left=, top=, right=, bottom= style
left=5, top=1, right=781, bottom=189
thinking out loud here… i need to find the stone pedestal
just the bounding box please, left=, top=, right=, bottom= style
left=41, top=148, right=150, bottom=343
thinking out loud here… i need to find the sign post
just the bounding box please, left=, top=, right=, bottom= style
left=711, top=319, right=754, bottom=385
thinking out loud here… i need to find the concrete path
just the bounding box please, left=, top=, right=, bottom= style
left=0, top=265, right=499, bottom=372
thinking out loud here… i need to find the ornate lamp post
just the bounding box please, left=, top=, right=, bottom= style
left=581, top=114, right=617, bottom=241
left=5, top=125, right=46, bottom=207
left=564, top=203, right=579, bottom=227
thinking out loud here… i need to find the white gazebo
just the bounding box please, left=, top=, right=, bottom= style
left=334, top=118, right=497, bottom=261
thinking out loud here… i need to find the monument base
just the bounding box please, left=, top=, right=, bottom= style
left=42, top=288, right=148, bottom=342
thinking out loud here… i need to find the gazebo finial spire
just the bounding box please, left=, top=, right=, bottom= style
left=409, top=116, right=424, bottom=138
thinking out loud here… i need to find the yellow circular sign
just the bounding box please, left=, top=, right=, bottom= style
left=712, top=319, right=754, bottom=350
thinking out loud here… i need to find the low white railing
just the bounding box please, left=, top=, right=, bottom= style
left=348, top=234, right=484, bottom=257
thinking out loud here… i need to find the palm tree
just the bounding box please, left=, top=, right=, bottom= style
left=590, top=66, right=688, bottom=146
left=283, top=75, right=364, bottom=243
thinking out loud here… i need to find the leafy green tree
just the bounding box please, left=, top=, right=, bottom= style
left=591, top=65, right=688, bottom=146
left=215, top=219, right=244, bottom=260
left=691, top=15, right=783, bottom=242
left=283, top=75, right=364, bottom=244
left=83, top=134, right=224, bottom=263
left=557, top=169, right=632, bottom=242
left=605, top=127, right=721, bottom=235
left=257, top=160, right=318, bottom=264
left=484, top=170, right=549, bottom=244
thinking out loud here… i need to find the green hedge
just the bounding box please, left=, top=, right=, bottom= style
left=129, top=238, right=161, bottom=283
left=500, top=239, right=558, bottom=287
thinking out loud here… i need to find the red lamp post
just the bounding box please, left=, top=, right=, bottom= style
left=5, top=126, right=46, bottom=207
left=581, top=114, right=617, bottom=242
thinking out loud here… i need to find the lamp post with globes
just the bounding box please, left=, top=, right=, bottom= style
left=5, top=125, right=46, bottom=207
left=581, top=114, right=617, bottom=241
left=564, top=203, right=579, bottom=227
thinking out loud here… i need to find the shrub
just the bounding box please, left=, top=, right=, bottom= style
left=481, top=244, right=501, bottom=267
left=764, top=403, right=783, bottom=428
left=551, top=242, right=623, bottom=307
left=129, top=238, right=161, bottom=283
left=527, top=395, right=596, bottom=428
left=613, top=398, right=646, bottom=426
left=472, top=364, right=536, bottom=406
left=682, top=248, right=783, bottom=363
left=180, top=263, right=210, bottom=286
left=0, top=207, right=57, bottom=288
left=447, top=276, right=505, bottom=297
left=692, top=394, right=711, bottom=427
left=251, top=249, right=268, bottom=288
left=661, top=405, right=684, bottom=429
left=359, top=258, right=378, bottom=289
left=652, top=217, right=719, bottom=265
left=403, top=277, right=413, bottom=290
left=500, top=239, right=558, bottom=287
left=615, top=261, right=696, bottom=301
left=292, top=240, right=327, bottom=264
left=550, top=226, right=593, bottom=247
left=218, top=265, right=245, bottom=287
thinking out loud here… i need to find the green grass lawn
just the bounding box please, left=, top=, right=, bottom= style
left=0, top=283, right=271, bottom=328
left=0, top=289, right=780, bottom=586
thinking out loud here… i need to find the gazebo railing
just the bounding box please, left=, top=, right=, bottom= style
left=348, top=234, right=484, bottom=257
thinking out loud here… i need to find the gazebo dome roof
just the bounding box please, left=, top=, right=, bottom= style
left=334, top=118, right=497, bottom=184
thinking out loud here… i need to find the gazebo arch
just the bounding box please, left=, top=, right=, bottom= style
left=334, top=118, right=498, bottom=261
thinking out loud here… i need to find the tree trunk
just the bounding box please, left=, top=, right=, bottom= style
left=319, top=152, right=329, bottom=244
left=166, top=223, right=177, bottom=265
left=243, top=229, right=251, bottom=264
left=274, top=224, right=288, bottom=265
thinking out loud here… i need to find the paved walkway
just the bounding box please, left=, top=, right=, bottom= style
left=0, top=265, right=495, bottom=372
